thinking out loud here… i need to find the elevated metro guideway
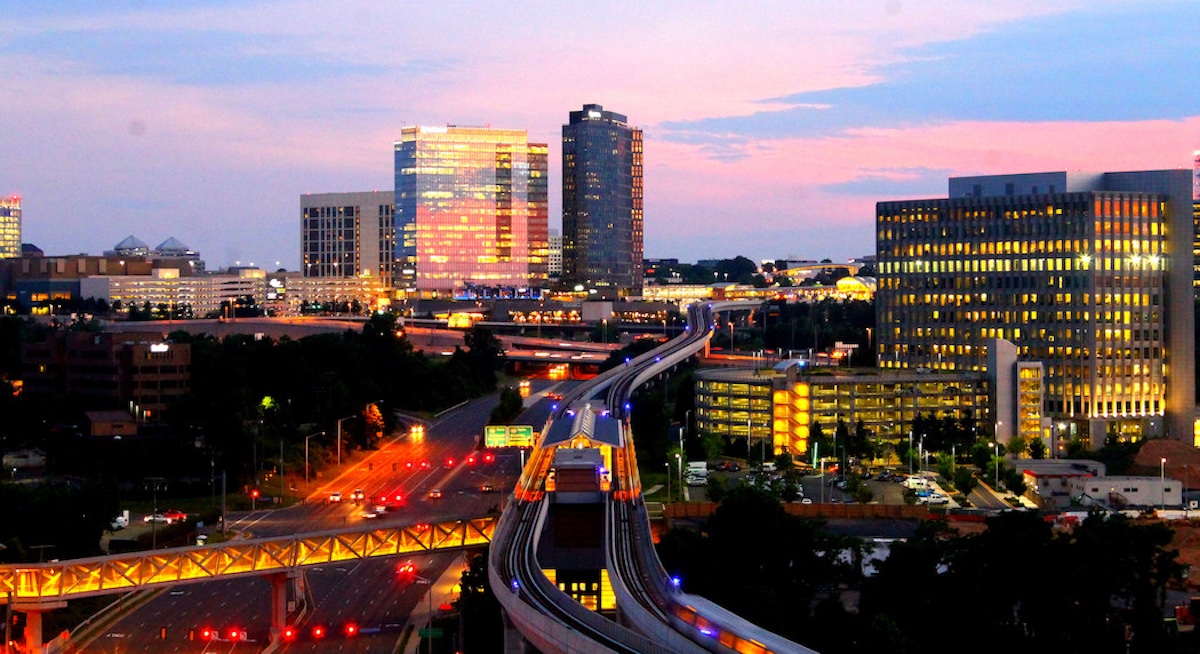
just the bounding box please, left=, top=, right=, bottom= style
left=490, top=301, right=817, bottom=654
left=0, top=516, right=495, bottom=652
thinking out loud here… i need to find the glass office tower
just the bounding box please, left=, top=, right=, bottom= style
left=562, top=105, right=643, bottom=297
left=876, top=170, right=1194, bottom=447
left=394, top=126, right=548, bottom=298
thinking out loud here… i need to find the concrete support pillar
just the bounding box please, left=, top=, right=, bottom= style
left=13, top=601, right=66, bottom=654
left=267, top=572, right=291, bottom=643
left=500, top=607, right=529, bottom=654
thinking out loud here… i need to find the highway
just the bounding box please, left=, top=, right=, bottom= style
left=76, top=384, right=562, bottom=653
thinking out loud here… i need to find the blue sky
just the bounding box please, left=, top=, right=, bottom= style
left=2, top=0, right=1197, bottom=269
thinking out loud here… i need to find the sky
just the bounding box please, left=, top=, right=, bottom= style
left=4, top=0, right=1200, bottom=270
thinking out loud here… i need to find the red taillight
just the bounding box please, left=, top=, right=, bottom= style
left=344, top=623, right=358, bottom=637
left=227, top=628, right=243, bottom=641
left=446, top=458, right=454, bottom=467
left=282, top=626, right=296, bottom=640
left=200, top=628, right=214, bottom=641
left=467, top=455, right=477, bottom=464
left=484, top=453, right=495, bottom=463
left=405, top=461, right=413, bottom=469
left=312, top=625, right=326, bottom=639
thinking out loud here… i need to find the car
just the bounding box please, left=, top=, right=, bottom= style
left=351, top=489, right=365, bottom=501
left=428, top=488, right=443, bottom=499
left=373, top=504, right=387, bottom=514
left=328, top=491, right=343, bottom=503
left=686, top=476, right=707, bottom=486
left=546, top=392, right=563, bottom=400
left=361, top=509, right=380, bottom=519
left=143, top=509, right=187, bottom=525
left=480, top=483, right=495, bottom=493
left=800, top=497, right=814, bottom=505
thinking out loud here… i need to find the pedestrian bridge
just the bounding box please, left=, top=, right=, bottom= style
left=0, top=516, right=496, bottom=653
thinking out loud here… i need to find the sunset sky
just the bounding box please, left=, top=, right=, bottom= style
left=4, top=1, right=1198, bottom=270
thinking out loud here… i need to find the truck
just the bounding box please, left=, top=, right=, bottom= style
left=686, top=461, right=709, bottom=485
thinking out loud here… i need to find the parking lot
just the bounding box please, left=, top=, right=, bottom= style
left=689, top=462, right=951, bottom=507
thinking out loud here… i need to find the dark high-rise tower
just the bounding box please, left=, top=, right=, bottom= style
left=562, top=104, right=643, bottom=296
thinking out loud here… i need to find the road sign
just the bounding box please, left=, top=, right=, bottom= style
left=508, top=425, right=535, bottom=447
left=418, top=627, right=444, bottom=638
left=484, top=425, right=508, bottom=448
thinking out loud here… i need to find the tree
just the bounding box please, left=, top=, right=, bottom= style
left=489, top=386, right=524, bottom=425
left=1006, top=435, right=1028, bottom=459
left=456, top=548, right=503, bottom=653
left=1028, top=438, right=1047, bottom=460
left=952, top=467, right=977, bottom=496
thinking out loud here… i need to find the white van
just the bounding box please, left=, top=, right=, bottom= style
left=760, top=462, right=777, bottom=473
left=902, top=475, right=929, bottom=490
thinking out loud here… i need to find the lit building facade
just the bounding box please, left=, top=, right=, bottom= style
left=562, top=105, right=643, bottom=297
left=695, top=365, right=994, bottom=459
left=0, top=195, right=20, bottom=259
left=876, top=170, right=1195, bottom=446
left=394, top=126, right=548, bottom=298
left=301, top=191, right=395, bottom=288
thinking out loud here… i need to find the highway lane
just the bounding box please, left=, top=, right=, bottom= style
left=78, top=382, right=566, bottom=653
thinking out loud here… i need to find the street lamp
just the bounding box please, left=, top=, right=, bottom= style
left=675, top=452, right=682, bottom=500
left=989, top=441, right=999, bottom=490
left=1161, top=457, right=1167, bottom=511
left=665, top=462, right=670, bottom=502
left=411, top=572, right=435, bottom=654
left=305, top=431, right=324, bottom=485
left=335, top=415, right=354, bottom=467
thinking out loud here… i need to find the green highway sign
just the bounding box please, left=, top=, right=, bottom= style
left=418, top=627, right=444, bottom=638
left=484, top=425, right=508, bottom=448
left=508, top=425, right=535, bottom=447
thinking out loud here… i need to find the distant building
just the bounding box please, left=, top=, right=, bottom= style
left=562, top=105, right=643, bottom=297
left=22, top=331, right=191, bottom=423
left=0, top=195, right=20, bottom=259
left=394, top=125, right=548, bottom=298
left=877, top=170, right=1195, bottom=447
left=301, top=191, right=395, bottom=288
left=548, top=229, right=563, bottom=279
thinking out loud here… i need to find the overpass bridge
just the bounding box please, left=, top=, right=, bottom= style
left=0, top=516, right=495, bottom=652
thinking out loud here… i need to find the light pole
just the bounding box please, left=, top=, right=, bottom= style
left=305, top=431, right=324, bottom=485
left=665, top=462, right=670, bottom=502
left=989, top=441, right=999, bottom=490
left=1161, top=457, right=1167, bottom=511
left=675, top=452, right=682, bottom=499
left=336, top=415, right=354, bottom=467
left=413, top=573, right=435, bottom=654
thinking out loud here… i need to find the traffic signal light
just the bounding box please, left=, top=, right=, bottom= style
left=250, top=489, right=260, bottom=499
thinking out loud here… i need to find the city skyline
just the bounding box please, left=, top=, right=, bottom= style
left=3, top=1, right=1199, bottom=270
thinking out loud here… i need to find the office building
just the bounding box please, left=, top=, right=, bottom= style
left=0, top=195, right=20, bottom=259
left=548, top=229, right=563, bottom=279
left=22, top=331, right=191, bottom=423
left=301, top=191, right=395, bottom=288
left=876, top=170, right=1195, bottom=447
left=394, top=126, right=548, bottom=298
left=562, top=105, right=643, bottom=296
